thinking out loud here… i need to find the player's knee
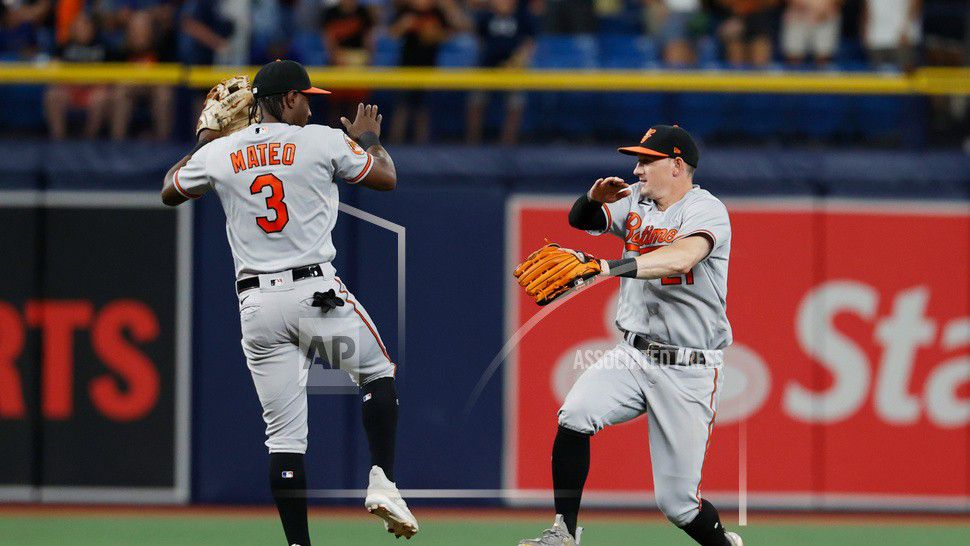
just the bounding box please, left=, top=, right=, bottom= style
left=266, top=437, right=307, bottom=454
left=655, top=490, right=699, bottom=527
left=557, top=404, right=598, bottom=435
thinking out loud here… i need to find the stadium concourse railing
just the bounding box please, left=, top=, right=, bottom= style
left=0, top=62, right=968, bottom=95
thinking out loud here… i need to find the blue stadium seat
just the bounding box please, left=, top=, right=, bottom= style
left=595, top=35, right=662, bottom=135
left=696, top=37, right=721, bottom=68
left=597, top=35, right=659, bottom=69
left=532, top=35, right=598, bottom=69
left=835, top=37, right=865, bottom=66
left=437, top=33, right=479, bottom=68
left=373, top=33, right=401, bottom=67
left=530, top=35, right=599, bottom=137
left=291, top=31, right=327, bottom=67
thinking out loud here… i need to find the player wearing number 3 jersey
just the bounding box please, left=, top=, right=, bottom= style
left=161, top=60, right=418, bottom=545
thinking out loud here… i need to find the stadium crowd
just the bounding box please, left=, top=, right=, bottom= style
left=0, top=0, right=965, bottom=143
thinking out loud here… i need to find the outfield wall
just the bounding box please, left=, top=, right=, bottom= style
left=0, top=141, right=967, bottom=510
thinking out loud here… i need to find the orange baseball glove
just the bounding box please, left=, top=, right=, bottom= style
left=513, top=242, right=602, bottom=305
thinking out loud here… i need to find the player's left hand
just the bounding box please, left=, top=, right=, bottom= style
left=340, top=103, right=382, bottom=141
left=513, top=242, right=603, bottom=305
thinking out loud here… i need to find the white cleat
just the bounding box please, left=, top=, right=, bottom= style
left=726, top=531, right=744, bottom=546
left=518, top=514, right=582, bottom=545
left=364, top=466, right=419, bottom=540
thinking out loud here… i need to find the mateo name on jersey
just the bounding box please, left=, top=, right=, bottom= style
left=230, top=143, right=297, bottom=173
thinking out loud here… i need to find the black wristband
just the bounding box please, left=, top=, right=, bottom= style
left=357, top=131, right=380, bottom=150
left=606, top=258, right=638, bottom=278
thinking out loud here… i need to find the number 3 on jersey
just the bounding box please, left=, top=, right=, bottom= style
left=250, top=173, right=289, bottom=233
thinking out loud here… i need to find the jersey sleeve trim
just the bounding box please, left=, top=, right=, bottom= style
left=676, top=229, right=716, bottom=256
left=345, top=152, right=374, bottom=184
left=602, top=203, right=612, bottom=228
left=584, top=203, right=613, bottom=236
left=173, top=168, right=202, bottom=199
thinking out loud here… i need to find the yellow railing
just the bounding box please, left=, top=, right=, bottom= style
left=1, top=62, right=968, bottom=95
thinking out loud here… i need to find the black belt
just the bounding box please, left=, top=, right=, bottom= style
left=623, top=331, right=706, bottom=367
left=236, top=264, right=325, bottom=295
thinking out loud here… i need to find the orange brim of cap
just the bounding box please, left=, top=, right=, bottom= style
left=618, top=146, right=668, bottom=157
left=301, top=86, right=331, bottom=95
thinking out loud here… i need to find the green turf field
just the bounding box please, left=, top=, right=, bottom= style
left=0, top=512, right=967, bottom=546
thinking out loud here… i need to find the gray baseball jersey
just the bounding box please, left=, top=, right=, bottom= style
left=591, top=184, right=732, bottom=350
left=558, top=183, right=731, bottom=527
left=173, top=122, right=393, bottom=454
left=173, top=122, right=374, bottom=279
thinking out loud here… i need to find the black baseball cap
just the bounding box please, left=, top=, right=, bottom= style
left=618, top=124, right=699, bottom=168
left=252, top=59, right=330, bottom=97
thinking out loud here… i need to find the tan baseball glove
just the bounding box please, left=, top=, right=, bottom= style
left=513, top=242, right=602, bottom=305
left=196, top=75, right=254, bottom=137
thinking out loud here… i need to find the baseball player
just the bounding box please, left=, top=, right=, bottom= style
left=160, top=60, right=418, bottom=544
left=515, top=125, right=741, bottom=546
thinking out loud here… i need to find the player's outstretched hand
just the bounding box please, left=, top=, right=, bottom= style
left=340, top=103, right=382, bottom=141
left=589, top=176, right=632, bottom=204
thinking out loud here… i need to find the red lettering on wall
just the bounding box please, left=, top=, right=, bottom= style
left=0, top=302, right=25, bottom=418
left=89, top=300, right=161, bottom=422
left=24, top=301, right=94, bottom=420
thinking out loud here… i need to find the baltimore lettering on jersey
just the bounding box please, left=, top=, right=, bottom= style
left=230, top=143, right=297, bottom=173
left=624, top=212, right=679, bottom=253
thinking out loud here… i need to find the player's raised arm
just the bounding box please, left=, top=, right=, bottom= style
left=162, top=74, right=253, bottom=206
left=340, top=103, right=397, bottom=191
left=568, top=177, right=631, bottom=231
left=161, top=129, right=220, bottom=206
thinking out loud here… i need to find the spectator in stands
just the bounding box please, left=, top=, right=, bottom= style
left=92, top=2, right=179, bottom=63
left=387, top=0, right=469, bottom=143
left=320, top=0, right=378, bottom=125
left=178, top=0, right=236, bottom=65
left=780, top=0, right=841, bottom=67
left=542, top=0, right=597, bottom=34
left=0, top=0, right=52, bottom=59
left=716, top=0, right=778, bottom=67
left=43, top=11, right=111, bottom=139
left=321, top=0, right=378, bottom=66
left=647, top=0, right=706, bottom=66
left=109, top=9, right=173, bottom=140
left=466, top=0, right=536, bottom=144
left=862, top=0, right=921, bottom=71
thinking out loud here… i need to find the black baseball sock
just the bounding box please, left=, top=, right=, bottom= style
left=552, top=425, right=591, bottom=537
left=680, top=498, right=731, bottom=546
left=269, top=452, right=310, bottom=546
left=362, top=377, right=398, bottom=482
